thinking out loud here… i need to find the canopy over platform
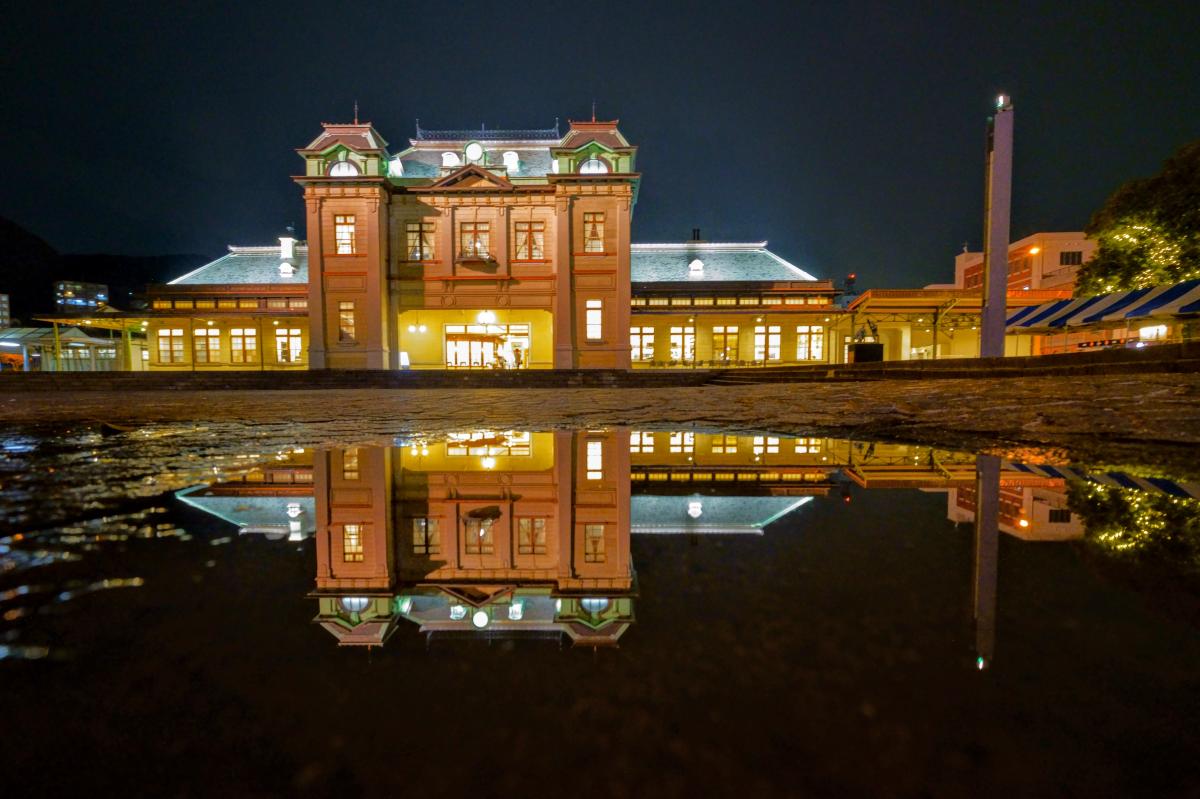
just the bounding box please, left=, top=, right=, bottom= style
left=1006, top=279, right=1200, bottom=333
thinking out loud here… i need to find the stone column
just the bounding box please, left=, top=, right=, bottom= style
left=305, top=193, right=327, bottom=368
left=553, top=195, right=574, bottom=368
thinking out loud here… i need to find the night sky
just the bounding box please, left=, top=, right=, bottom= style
left=2, top=0, right=1197, bottom=288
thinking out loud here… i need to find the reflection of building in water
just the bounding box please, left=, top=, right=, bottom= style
left=945, top=480, right=1083, bottom=541
left=175, top=450, right=315, bottom=540
left=312, top=431, right=634, bottom=648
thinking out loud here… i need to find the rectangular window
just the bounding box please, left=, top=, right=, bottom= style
left=230, top=328, right=257, bottom=363
left=514, top=221, right=545, bottom=259
left=586, top=440, right=603, bottom=480
left=630, top=327, right=655, bottom=361
left=217, top=299, right=238, bottom=309
left=647, top=297, right=669, bottom=307
left=334, top=214, right=356, bottom=255
left=193, top=328, right=220, bottom=364
left=796, top=325, right=825, bottom=361
left=406, top=220, right=435, bottom=260
left=669, top=326, right=695, bottom=362
left=338, top=301, right=356, bottom=343
left=738, top=296, right=760, bottom=306
left=464, top=517, right=495, bottom=555
left=753, top=436, right=780, bottom=454
left=670, top=297, right=691, bottom=307
left=584, top=524, right=606, bottom=563
left=157, top=329, right=185, bottom=363
left=276, top=328, right=303, bottom=363
left=585, top=299, right=603, bottom=340
left=238, top=299, right=259, bottom=309
left=342, top=448, right=359, bottom=481
left=669, top=432, right=695, bottom=454
left=583, top=212, right=605, bottom=253
left=794, top=438, right=822, bottom=454
left=342, top=524, right=364, bottom=562
left=754, top=325, right=781, bottom=361
left=174, top=299, right=194, bottom=310
left=194, top=299, right=215, bottom=309
left=712, top=325, right=739, bottom=362
left=151, top=299, right=172, bottom=309
left=715, top=297, right=737, bottom=306
left=267, top=298, right=288, bottom=309
left=630, top=431, right=655, bottom=453
left=711, top=434, right=738, bottom=454
left=1060, top=250, right=1083, bottom=266
left=1049, top=509, right=1072, bottom=523
left=517, top=518, right=547, bottom=555
left=412, top=518, right=441, bottom=555
left=459, top=221, right=490, bottom=258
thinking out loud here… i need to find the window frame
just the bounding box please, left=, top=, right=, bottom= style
left=334, top=214, right=356, bottom=255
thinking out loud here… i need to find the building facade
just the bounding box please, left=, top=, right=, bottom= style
left=54, top=280, right=109, bottom=311
left=953, top=232, right=1095, bottom=292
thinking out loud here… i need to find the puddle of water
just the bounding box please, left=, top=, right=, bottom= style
left=1, top=427, right=1198, bottom=796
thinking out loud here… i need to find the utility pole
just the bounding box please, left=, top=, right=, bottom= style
left=980, top=95, right=1014, bottom=358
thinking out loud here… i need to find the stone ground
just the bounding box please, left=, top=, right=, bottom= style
left=3, top=372, right=1200, bottom=474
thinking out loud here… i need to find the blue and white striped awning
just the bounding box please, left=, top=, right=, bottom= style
left=1005, top=462, right=1200, bottom=499
left=1006, top=279, right=1200, bottom=333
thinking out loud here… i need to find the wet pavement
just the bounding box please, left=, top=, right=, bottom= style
left=2, top=424, right=1199, bottom=797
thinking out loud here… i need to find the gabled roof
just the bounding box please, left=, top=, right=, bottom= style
left=298, top=123, right=389, bottom=154
left=167, top=245, right=308, bottom=286
left=558, top=120, right=631, bottom=151
left=427, top=163, right=515, bottom=191
left=631, top=242, right=818, bottom=283
left=631, top=495, right=812, bottom=534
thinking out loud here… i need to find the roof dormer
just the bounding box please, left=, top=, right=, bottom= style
left=297, top=122, right=390, bottom=178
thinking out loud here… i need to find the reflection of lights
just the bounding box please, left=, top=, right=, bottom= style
left=481, top=456, right=496, bottom=469
left=450, top=605, right=467, bottom=620
left=472, top=610, right=489, bottom=628
left=687, top=501, right=703, bottom=519
left=419, top=324, right=427, bottom=333
left=408, top=325, right=416, bottom=333
left=477, top=310, right=497, bottom=324
left=1018, top=518, right=1029, bottom=528
left=508, top=602, right=524, bottom=621
left=555, top=599, right=562, bottom=613
left=977, top=656, right=987, bottom=670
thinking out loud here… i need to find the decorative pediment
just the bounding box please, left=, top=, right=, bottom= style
left=428, top=163, right=515, bottom=191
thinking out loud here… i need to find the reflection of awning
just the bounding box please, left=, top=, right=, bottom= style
left=1006, top=279, right=1200, bottom=333
left=1005, top=462, right=1200, bottom=499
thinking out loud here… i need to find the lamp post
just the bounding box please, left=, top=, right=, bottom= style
left=981, top=95, right=1014, bottom=358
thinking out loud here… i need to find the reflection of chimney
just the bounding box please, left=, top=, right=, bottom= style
left=691, top=227, right=701, bottom=241
left=279, top=235, right=296, bottom=260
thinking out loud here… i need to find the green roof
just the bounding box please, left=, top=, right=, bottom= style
left=632, top=242, right=817, bottom=284
left=631, top=495, right=812, bottom=534
left=168, top=245, right=308, bottom=286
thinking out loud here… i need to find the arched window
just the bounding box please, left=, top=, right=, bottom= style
left=579, top=157, right=609, bottom=174
left=442, top=152, right=461, bottom=168
left=502, top=151, right=520, bottom=172
left=328, top=160, right=359, bottom=177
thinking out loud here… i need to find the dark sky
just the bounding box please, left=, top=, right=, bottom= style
left=2, top=0, right=1197, bottom=288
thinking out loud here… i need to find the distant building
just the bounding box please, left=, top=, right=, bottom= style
left=954, top=232, right=1096, bottom=292
left=0, top=293, right=9, bottom=328
left=55, top=280, right=109, bottom=311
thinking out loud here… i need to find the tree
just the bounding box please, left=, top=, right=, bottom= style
left=1075, top=139, right=1200, bottom=296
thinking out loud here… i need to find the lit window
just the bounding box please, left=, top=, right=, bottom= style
left=585, top=299, right=603, bottom=340
left=630, top=431, right=655, bottom=453
left=412, top=518, right=441, bottom=555
left=342, top=448, right=359, bottom=480
left=342, top=524, right=364, bottom=562
left=406, top=221, right=435, bottom=260
left=275, top=328, right=303, bottom=363
left=192, top=328, right=220, bottom=364
left=441, top=152, right=461, bottom=168
left=459, top=222, right=490, bottom=258
left=794, top=438, right=822, bottom=454
left=514, top=221, right=545, bottom=259
left=669, top=326, right=695, bottom=362
left=754, top=325, right=781, bottom=361
left=229, top=328, right=257, bottom=363
left=338, top=301, right=356, bottom=343
left=586, top=440, right=603, bottom=479
left=669, top=432, right=694, bottom=454
left=502, top=151, right=520, bottom=172
left=1139, top=324, right=1168, bottom=341
left=334, top=214, right=356, bottom=255
left=157, top=329, right=185, bottom=363
left=753, top=436, right=780, bottom=454
left=796, top=325, right=824, bottom=360
left=328, top=160, right=359, bottom=177
left=647, top=297, right=669, bottom=307
left=712, top=326, right=739, bottom=362
left=630, top=327, right=655, bottom=361
left=584, top=524, right=606, bottom=562
left=464, top=516, right=495, bottom=555
left=583, top=212, right=605, bottom=253
left=579, top=157, right=609, bottom=174
left=711, top=434, right=738, bottom=454
left=517, top=518, right=547, bottom=554
left=715, top=297, right=737, bottom=306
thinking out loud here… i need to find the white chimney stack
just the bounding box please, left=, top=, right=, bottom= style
left=279, top=236, right=296, bottom=260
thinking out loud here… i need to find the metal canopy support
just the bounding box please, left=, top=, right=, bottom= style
left=981, top=97, right=1014, bottom=358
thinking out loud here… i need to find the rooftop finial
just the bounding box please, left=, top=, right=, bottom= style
left=353, top=100, right=359, bottom=125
